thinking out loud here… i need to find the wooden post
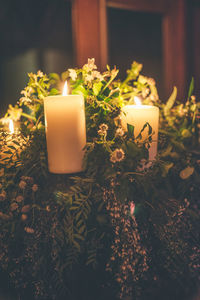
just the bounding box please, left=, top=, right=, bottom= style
left=193, top=4, right=200, bottom=96
left=163, top=0, right=187, bottom=99
left=72, top=0, right=108, bottom=70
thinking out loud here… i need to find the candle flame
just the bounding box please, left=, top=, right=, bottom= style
left=134, top=96, right=142, bottom=106
left=62, top=81, right=68, bottom=96
left=9, top=119, right=14, bottom=134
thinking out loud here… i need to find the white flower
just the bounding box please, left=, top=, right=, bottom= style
left=98, top=123, right=108, bottom=135
left=37, top=70, right=44, bottom=77
left=68, top=69, right=77, bottom=81
left=92, top=71, right=104, bottom=81
left=83, top=58, right=97, bottom=71
left=138, top=75, right=147, bottom=84
left=148, top=78, right=156, bottom=85
left=142, top=88, right=150, bottom=98
left=85, top=74, right=94, bottom=82
left=115, top=127, right=124, bottom=137
left=110, top=148, right=125, bottom=163
left=150, top=94, right=157, bottom=101
left=21, top=86, right=33, bottom=97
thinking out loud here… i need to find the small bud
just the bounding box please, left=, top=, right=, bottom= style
left=21, top=214, right=27, bottom=221
left=32, top=184, right=38, bottom=192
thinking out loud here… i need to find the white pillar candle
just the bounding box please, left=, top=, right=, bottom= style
left=44, top=82, right=86, bottom=174
left=121, top=98, right=159, bottom=161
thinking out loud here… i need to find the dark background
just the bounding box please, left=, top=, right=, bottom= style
left=0, top=1, right=200, bottom=299
left=0, top=0, right=73, bottom=113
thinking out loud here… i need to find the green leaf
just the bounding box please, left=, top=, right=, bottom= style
left=3, top=150, right=12, bottom=154
left=160, top=145, right=173, bottom=157
left=127, top=123, right=134, bottom=138
left=49, top=88, right=59, bottom=95
left=93, top=82, right=103, bottom=96
left=78, top=225, right=85, bottom=234
left=136, top=122, right=152, bottom=139
left=74, top=233, right=84, bottom=241
left=188, top=77, right=194, bottom=99
left=72, top=85, right=88, bottom=97
left=61, top=71, right=69, bottom=81
left=164, top=86, right=177, bottom=116
left=161, top=162, right=174, bottom=177
left=7, top=145, right=16, bottom=150
left=125, top=141, right=140, bottom=158
left=12, top=140, right=20, bottom=146
left=49, top=73, right=60, bottom=81
left=181, top=129, right=192, bottom=138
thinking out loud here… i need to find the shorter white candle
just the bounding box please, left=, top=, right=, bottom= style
left=121, top=97, right=159, bottom=161
left=9, top=119, right=14, bottom=134
left=0, top=120, right=21, bottom=163
left=44, top=82, right=86, bottom=174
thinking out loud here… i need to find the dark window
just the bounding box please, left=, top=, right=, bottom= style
left=108, top=8, right=163, bottom=98
left=0, top=0, right=73, bottom=112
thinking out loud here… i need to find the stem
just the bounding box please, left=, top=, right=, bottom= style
left=21, top=112, right=36, bottom=122
left=36, top=82, right=48, bottom=97
left=101, top=71, right=119, bottom=93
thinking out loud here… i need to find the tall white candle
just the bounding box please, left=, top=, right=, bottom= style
left=44, top=82, right=86, bottom=174
left=121, top=98, right=159, bottom=161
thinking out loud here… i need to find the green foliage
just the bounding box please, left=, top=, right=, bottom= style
left=0, top=59, right=199, bottom=300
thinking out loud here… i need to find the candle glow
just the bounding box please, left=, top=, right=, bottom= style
left=62, top=81, right=68, bottom=96
left=9, top=120, right=14, bottom=134
left=134, top=96, right=142, bottom=106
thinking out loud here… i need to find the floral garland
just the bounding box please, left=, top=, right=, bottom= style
left=0, top=59, right=199, bottom=300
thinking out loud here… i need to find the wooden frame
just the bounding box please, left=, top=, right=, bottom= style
left=106, top=0, right=167, bottom=13
left=72, top=0, right=107, bottom=69
left=72, top=0, right=188, bottom=98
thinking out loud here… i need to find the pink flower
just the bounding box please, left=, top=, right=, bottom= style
left=0, top=191, right=6, bottom=201
left=19, top=181, right=26, bottom=189
left=21, top=214, right=27, bottom=221
left=10, top=202, right=18, bottom=211
left=130, top=202, right=135, bottom=215
left=24, top=227, right=34, bottom=234
left=21, top=205, right=31, bottom=213
left=16, top=195, right=24, bottom=202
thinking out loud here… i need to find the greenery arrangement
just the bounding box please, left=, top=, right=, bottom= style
left=0, top=59, right=199, bottom=300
